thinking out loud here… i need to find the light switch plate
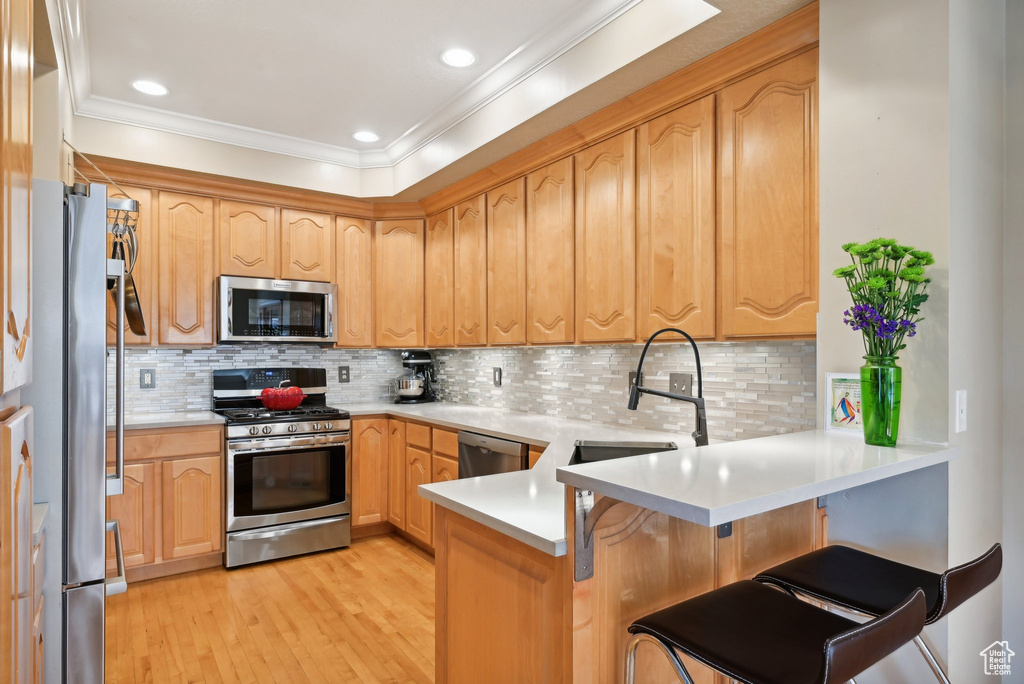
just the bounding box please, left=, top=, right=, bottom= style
left=493, top=367, right=502, bottom=387
left=955, top=389, right=967, bottom=433
left=338, top=366, right=350, bottom=383
left=670, top=372, right=693, bottom=396
left=140, top=369, right=156, bottom=389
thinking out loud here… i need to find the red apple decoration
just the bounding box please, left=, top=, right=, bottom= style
left=260, top=382, right=305, bottom=410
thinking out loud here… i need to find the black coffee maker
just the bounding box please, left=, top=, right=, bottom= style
left=393, top=350, right=437, bottom=404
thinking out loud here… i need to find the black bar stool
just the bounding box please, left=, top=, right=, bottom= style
left=754, top=543, right=1002, bottom=684
left=625, top=580, right=926, bottom=684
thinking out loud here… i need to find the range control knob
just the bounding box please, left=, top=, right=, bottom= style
left=313, top=423, right=322, bottom=431
left=325, top=422, right=333, bottom=430
left=287, top=424, right=298, bottom=433
left=262, top=425, right=273, bottom=435
left=248, top=426, right=260, bottom=436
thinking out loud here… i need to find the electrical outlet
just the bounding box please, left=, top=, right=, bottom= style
left=493, top=367, right=502, bottom=387
left=628, top=371, right=643, bottom=390
left=139, top=369, right=156, bottom=389
left=955, top=389, right=967, bottom=433
left=338, top=366, right=350, bottom=383
left=670, top=372, right=693, bottom=396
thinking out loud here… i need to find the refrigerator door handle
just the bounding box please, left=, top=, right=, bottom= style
left=105, top=519, right=127, bottom=596
left=106, top=257, right=125, bottom=496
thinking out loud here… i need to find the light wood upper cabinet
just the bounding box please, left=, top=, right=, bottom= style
left=2, top=0, right=33, bottom=398
left=217, top=201, right=278, bottom=279
left=2, top=407, right=33, bottom=683
left=405, top=445, right=433, bottom=546
left=454, top=195, right=487, bottom=346
left=526, top=157, right=575, bottom=345
left=161, top=455, right=222, bottom=560
left=486, top=178, right=527, bottom=346
left=574, top=131, right=636, bottom=343
left=637, top=95, right=717, bottom=341
left=374, top=220, right=424, bottom=348
left=718, top=49, right=818, bottom=338
left=387, top=420, right=407, bottom=530
left=106, top=463, right=156, bottom=571
left=425, top=209, right=455, bottom=347
left=107, top=185, right=155, bottom=346
left=335, top=216, right=374, bottom=347
left=280, top=209, right=333, bottom=282
left=157, top=192, right=215, bottom=346
left=352, top=418, right=388, bottom=527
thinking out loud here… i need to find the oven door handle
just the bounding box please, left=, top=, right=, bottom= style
left=229, top=435, right=349, bottom=455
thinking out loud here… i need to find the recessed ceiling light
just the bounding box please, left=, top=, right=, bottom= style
left=132, top=80, right=169, bottom=96
left=441, top=48, right=475, bottom=68
left=353, top=131, right=379, bottom=143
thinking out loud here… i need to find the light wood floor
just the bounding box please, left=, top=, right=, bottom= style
left=105, top=535, right=436, bottom=683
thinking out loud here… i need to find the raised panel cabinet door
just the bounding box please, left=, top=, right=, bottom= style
left=526, top=157, right=574, bottom=344
left=157, top=192, right=215, bottom=345
left=486, top=178, right=527, bottom=345
left=217, top=200, right=278, bottom=278
left=405, top=445, right=433, bottom=546
left=3, top=407, right=33, bottom=683
left=574, top=131, right=636, bottom=343
left=430, top=454, right=457, bottom=548
left=335, top=216, right=373, bottom=347
left=374, top=220, right=424, bottom=348
left=718, top=49, right=818, bottom=338
left=637, top=95, right=716, bottom=341
left=105, top=462, right=156, bottom=572
left=387, top=420, right=407, bottom=530
left=425, top=209, right=455, bottom=347
left=106, top=186, right=155, bottom=346
left=352, top=418, right=388, bottom=527
left=280, top=209, right=333, bottom=282
left=454, top=195, right=487, bottom=346
left=2, top=0, right=33, bottom=397
left=161, top=456, right=222, bottom=560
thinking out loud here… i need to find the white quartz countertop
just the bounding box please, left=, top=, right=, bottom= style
left=556, top=430, right=958, bottom=527
left=107, top=411, right=225, bottom=431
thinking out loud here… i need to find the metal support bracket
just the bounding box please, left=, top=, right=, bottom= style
left=574, top=490, right=630, bottom=581
left=717, top=521, right=733, bottom=538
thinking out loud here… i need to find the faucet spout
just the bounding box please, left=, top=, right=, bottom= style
left=627, top=328, right=709, bottom=447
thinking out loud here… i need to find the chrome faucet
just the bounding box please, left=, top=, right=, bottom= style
left=627, top=327, right=708, bottom=447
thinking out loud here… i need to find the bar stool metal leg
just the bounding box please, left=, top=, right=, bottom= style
left=624, top=633, right=696, bottom=684
left=914, top=636, right=952, bottom=684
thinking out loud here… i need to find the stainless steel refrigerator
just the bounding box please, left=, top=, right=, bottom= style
left=24, top=180, right=135, bottom=683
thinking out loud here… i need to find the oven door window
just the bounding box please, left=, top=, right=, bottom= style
left=230, top=287, right=327, bottom=338
left=234, top=446, right=346, bottom=517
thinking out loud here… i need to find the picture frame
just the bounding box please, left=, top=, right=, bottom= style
left=825, top=373, right=863, bottom=432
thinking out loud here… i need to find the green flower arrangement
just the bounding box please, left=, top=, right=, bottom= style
left=832, top=238, right=934, bottom=358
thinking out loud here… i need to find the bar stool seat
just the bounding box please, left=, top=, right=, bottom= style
left=626, top=580, right=926, bottom=684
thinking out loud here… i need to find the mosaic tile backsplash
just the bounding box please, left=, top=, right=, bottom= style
left=108, top=340, right=816, bottom=443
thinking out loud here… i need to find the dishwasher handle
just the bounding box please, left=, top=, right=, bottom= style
left=457, top=431, right=528, bottom=457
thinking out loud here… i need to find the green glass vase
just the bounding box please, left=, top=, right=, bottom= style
left=860, top=355, right=902, bottom=446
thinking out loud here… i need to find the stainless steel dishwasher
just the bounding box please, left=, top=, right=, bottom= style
left=457, top=431, right=528, bottom=478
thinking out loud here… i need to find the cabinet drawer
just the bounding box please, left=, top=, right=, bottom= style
left=407, top=422, right=432, bottom=449
left=433, top=429, right=458, bottom=458
left=107, top=425, right=223, bottom=464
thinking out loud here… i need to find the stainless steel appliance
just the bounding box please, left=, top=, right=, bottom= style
left=214, top=368, right=351, bottom=568
left=218, top=275, right=337, bottom=344
left=457, top=432, right=528, bottom=478
left=23, top=181, right=133, bottom=684
left=392, top=350, right=437, bottom=404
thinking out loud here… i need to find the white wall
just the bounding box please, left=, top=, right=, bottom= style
left=1002, top=0, right=1024, bottom=664
left=947, top=0, right=1006, bottom=678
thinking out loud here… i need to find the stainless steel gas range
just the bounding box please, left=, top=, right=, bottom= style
left=213, top=367, right=351, bottom=568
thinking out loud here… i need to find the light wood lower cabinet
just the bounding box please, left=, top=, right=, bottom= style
left=387, top=420, right=407, bottom=529
left=104, top=425, right=224, bottom=582
left=405, top=445, right=433, bottom=546
left=2, top=407, right=34, bottom=683
left=352, top=418, right=389, bottom=527
left=431, top=452, right=458, bottom=548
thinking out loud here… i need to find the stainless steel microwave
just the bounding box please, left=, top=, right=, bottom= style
left=218, top=276, right=336, bottom=344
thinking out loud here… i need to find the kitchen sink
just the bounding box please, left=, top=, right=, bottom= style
left=569, top=440, right=677, bottom=466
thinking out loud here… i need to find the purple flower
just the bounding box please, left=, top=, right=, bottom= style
left=842, top=305, right=919, bottom=341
